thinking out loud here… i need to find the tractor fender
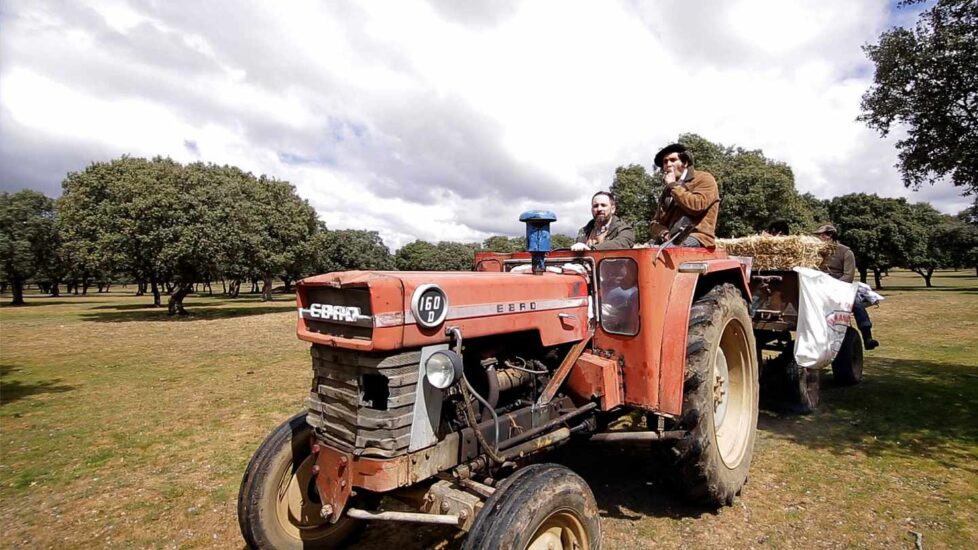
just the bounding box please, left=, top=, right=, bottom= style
left=657, top=259, right=752, bottom=414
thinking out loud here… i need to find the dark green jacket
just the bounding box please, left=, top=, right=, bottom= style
left=575, top=215, right=636, bottom=250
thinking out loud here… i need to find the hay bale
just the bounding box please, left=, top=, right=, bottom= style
left=716, top=235, right=830, bottom=270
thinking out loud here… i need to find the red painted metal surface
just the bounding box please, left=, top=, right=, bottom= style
left=564, top=351, right=623, bottom=409
left=312, top=444, right=353, bottom=523
left=475, top=247, right=750, bottom=416
left=296, top=271, right=589, bottom=350
left=658, top=272, right=699, bottom=414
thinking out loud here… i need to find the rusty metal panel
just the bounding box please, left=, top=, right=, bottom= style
left=564, top=352, right=604, bottom=402
left=564, top=351, right=624, bottom=410
left=298, top=271, right=590, bottom=350
left=657, top=272, right=699, bottom=415
left=313, top=443, right=353, bottom=523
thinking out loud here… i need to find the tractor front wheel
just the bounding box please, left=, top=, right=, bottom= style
left=237, top=412, right=366, bottom=550
left=463, top=464, right=601, bottom=550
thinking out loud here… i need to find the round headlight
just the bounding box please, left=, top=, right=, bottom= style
left=425, top=350, right=463, bottom=389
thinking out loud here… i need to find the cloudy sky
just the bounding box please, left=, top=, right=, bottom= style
left=0, top=0, right=969, bottom=248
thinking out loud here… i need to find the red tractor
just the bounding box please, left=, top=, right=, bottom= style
left=238, top=213, right=759, bottom=549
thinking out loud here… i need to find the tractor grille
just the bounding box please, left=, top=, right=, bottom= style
left=303, top=287, right=373, bottom=340
left=306, top=345, right=420, bottom=458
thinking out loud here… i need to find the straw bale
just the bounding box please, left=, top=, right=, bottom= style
left=716, top=235, right=830, bottom=270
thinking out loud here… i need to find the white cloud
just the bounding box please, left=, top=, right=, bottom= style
left=1, top=0, right=971, bottom=251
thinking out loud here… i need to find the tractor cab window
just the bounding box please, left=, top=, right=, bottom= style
left=599, top=258, right=639, bottom=335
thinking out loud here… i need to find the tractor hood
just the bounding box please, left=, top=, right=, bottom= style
left=296, top=270, right=590, bottom=351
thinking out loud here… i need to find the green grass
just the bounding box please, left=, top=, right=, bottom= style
left=1, top=271, right=976, bottom=548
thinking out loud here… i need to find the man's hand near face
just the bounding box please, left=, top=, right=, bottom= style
left=664, top=166, right=678, bottom=185
left=662, top=152, right=685, bottom=187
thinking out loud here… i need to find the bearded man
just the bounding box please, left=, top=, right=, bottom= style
left=571, top=191, right=635, bottom=251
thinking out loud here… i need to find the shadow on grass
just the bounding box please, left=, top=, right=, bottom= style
left=550, top=443, right=719, bottom=522
left=0, top=299, right=104, bottom=308
left=0, top=364, right=75, bottom=405
left=80, top=305, right=294, bottom=322
left=879, top=286, right=978, bottom=294
left=90, top=299, right=226, bottom=310
left=760, top=356, right=978, bottom=472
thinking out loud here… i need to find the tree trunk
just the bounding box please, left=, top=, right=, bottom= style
left=206, top=282, right=213, bottom=296
left=221, top=279, right=227, bottom=294
left=39, top=282, right=51, bottom=294
left=151, top=276, right=162, bottom=307
left=167, top=282, right=193, bottom=315
left=82, top=280, right=90, bottom=295
left=912, top=267, right=934, bottom=287
left=858, top=267, right=868, bottom=284
left=51, top=282, right=60, bottom=297
left=10, top=278, right=25, bottom=305
left=136, top=280, right=146, bottom=296
left=872, top=268, right=883, bottom=290
left=282, top=277, right=293, bottom=292
left=261, top=275, right=274, bottom=302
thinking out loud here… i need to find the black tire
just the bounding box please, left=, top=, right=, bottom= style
left=238, top=412, right=365, bottom=550
left=760, top=348, right=820, bottom=415
left=831, top=326, right=864, bottom=386
left=463, top=464, right=601, bottom=550
left=659, top=283, right=759, bottom=507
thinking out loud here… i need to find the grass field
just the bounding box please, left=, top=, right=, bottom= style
left=1, top=270, right=976, bottom=548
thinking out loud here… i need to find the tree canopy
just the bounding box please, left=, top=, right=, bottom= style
left=610, top=164, right=659, bottom=243
left=0, top=190, right=58, bottom=305
left=679, top=133, right=816, bottom=237
left=58, top=157, right=316, bottom=313
left=613, top=134, right=816, bottom=242
left=860, top=0, right=978, bottom=193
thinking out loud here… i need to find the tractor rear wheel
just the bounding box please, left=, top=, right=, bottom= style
left=658, top=283, right=759, bottom=507
left=831, top=326, right=864, bottom=386
left=238, top=412, right=366, bottom=550
left=463, top=464, right=601, bottom=550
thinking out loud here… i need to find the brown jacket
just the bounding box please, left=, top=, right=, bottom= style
left=650, top=168, right=720, bottom=247
left=819, top=242, right=855, bottom=283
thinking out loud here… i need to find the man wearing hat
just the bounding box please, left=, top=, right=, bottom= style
left=649, top=143, right=720, bottom=247
left=815, top=224, right=880, bottom=350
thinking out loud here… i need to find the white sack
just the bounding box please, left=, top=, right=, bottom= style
left=793, top=267, right=858, bottom=368
left=856, top=281, right=885, bottom=306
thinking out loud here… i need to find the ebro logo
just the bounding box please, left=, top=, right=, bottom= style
left=306, top=303, right=363, bottom=323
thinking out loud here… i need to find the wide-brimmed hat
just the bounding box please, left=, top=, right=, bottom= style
left=813, top=224, right=838, bottom=235
left=654, top=143, right=688, bottom=168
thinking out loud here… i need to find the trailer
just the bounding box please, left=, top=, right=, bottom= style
left=750, top=268, right=864, bottom=414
